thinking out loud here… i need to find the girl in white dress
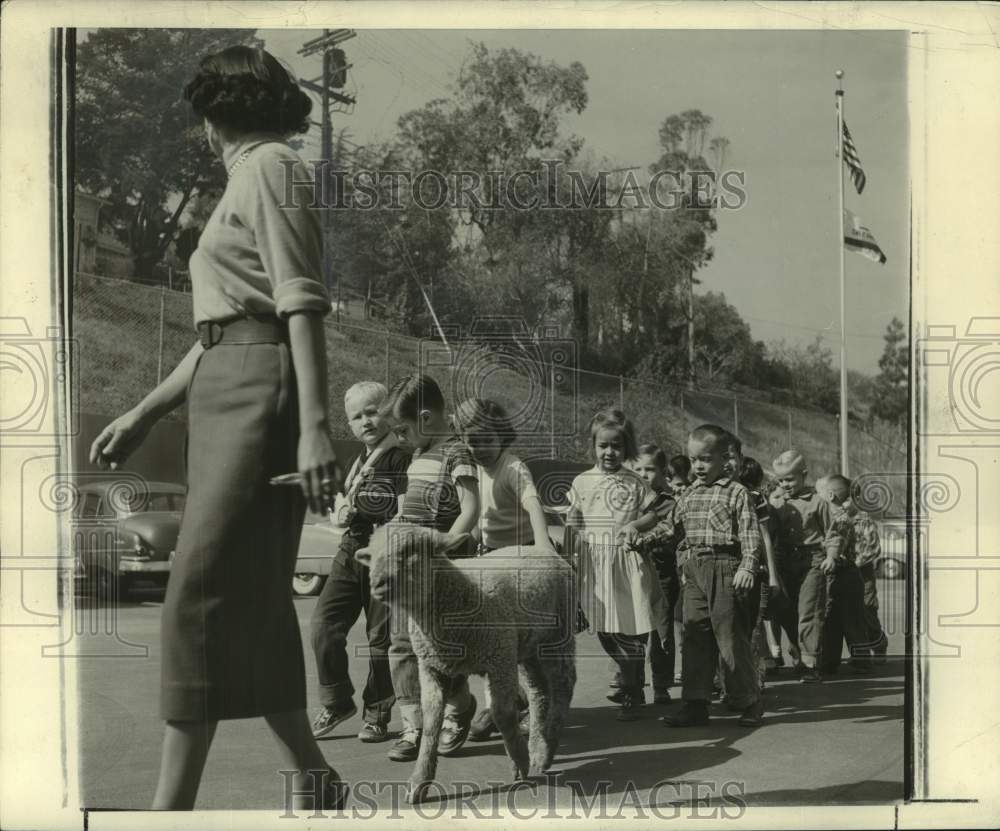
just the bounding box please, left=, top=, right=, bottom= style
left=566, top=409, right=661, bottom=720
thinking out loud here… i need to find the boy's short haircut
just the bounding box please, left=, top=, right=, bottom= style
left=453, top=398, right=517, bottom=450
left=688, top=423, right=730, bottom=449
left=740, top=456, right=765, bottom=490
left=667, top=454, right=692, bottom=480
left=826, top=473, right=851, bottom=494
left=588, top=408, right=639, bottom=460
left=636, top=443, right=668, bottom=471
left=344, top=380, right=387, bottom=406
left=385, top=373, right=445, bottom=421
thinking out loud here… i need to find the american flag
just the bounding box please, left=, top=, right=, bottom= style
left=842, top=121, right=867, bottom=194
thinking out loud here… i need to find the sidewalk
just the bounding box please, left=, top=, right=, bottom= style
left=76, top=584, right=904, bottom=812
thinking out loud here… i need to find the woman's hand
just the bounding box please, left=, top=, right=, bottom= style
left=297, top=425, right=341, bottom=516
left=89, top=408, right=154, bottom=471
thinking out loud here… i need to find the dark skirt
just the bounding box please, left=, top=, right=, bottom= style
left=160, top=340, right=307, bottom=721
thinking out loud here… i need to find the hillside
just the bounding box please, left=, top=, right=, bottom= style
left=74, top=274, right=905, bottom=510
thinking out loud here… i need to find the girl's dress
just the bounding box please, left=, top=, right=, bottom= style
left=569, top=465, right=662, bottom=635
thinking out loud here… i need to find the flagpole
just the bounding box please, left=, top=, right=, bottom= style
left=835, top=69, right=849, bottom=477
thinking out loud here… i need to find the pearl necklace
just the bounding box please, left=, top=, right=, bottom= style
left=227, top=147, right=254, bottom=178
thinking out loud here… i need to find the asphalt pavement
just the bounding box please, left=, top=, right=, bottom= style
left=75, top=581, right=905, bottom=814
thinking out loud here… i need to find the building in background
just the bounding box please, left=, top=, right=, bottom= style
left=74, top=189, right=133, bottom=278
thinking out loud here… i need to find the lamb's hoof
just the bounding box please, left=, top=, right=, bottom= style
left=406, top=780, right=431, bottom=804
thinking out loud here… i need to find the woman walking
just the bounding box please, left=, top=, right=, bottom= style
left=90, top=46, right=345, bottom=811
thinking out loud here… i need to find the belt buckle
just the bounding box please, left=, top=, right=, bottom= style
left=199, top=320, right=224, bottom=349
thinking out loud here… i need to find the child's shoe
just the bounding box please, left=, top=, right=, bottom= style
left=357, top=721, right=389, bottom=743
left=799, top=668, right=823, bottom=684
left=608, top=687, right=645, bottom=705
left=737, top=699, right=764, bottom=727
left=616, top=693, right=641, bottom=722
left=662, top=700, right=710, bottom=727
left=468, top=708, right=497, bottom=742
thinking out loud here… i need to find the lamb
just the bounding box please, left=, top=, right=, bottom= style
left=357, top=523, right=577, bottom=803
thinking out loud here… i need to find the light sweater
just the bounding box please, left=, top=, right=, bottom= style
left=189, top=135, right=331, bottom=326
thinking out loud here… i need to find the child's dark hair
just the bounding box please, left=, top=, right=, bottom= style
left=452, top=398, right=516, bottom=450
left=667, top=455, right=692, bottom=481
left=636, top=443, right=668, bottom=471
left=385, top=374, right=445, bottom=421
left=184, top=45, right=312, bottom=136
left=588, top=408, right=638, bottom=460
left=689, top=423, right=731, bottom=449
left=739, top=457, right=765, bottom=490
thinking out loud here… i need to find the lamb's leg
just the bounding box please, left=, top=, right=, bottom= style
left=542, top=653, right=577, bottom=771
left=521, top=657, right=552, bottom=775
left=486, top=672, right=529, bottom=782
left=408, top=662, right=447, bottom=804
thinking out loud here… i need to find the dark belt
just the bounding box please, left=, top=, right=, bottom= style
left=196, top=315, right=287, bottom=350
left=791, top=544, right=823, bottom=554
left=689, top=543, right=738, bottom=557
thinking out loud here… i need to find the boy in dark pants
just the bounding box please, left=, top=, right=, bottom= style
left=383, top=374, right=480, bottom=762
left=817, top=475, right=880, bottom=673
left=662, top=424, right=764, bottom=728
left=771, top=451, right=847, bottom=683
left=310, top=381, right=411, bottom=742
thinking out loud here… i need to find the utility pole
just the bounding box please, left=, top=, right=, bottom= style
left=298, top=29, right=356, bottom=317
left=687, top=264, right=696, bottom=388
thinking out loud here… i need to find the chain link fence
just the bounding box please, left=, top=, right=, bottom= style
left=74, top=273, right=906, bottom=497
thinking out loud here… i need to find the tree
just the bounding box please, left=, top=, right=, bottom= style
left=76, top=28, right=262, bottom=278
left=392, top=44, right=590, bottom=339
left=649, top=109, right=727, bottom=384
left=870, top=316, right=908, bottom=427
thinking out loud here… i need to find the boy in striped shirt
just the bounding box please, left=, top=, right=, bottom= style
left=382, top=374, right=480, bottom=763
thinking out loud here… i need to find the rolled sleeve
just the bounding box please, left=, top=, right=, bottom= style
left=251, top=152, right=331, bottom=319
left=734, top=487, right=762, bottom=574
left=273, top=277, right=332, bottom=318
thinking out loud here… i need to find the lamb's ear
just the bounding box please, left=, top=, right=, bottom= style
left=354, top=547, right=372, bottom=566
left=438, top=532, right=473, bottom=558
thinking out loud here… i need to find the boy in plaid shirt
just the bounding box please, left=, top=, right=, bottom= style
left=818, top=475, right=886, bottom=668
left=660, top=424, right=764, bottom=728
left=772, top=450, right=848, bottom=683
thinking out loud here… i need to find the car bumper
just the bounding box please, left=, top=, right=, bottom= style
left=118, top=559, right=171, bottom=574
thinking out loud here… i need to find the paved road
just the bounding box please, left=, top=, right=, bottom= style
left=75, top=581, right=905, bottom=814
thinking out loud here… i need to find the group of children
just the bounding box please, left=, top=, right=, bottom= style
left=308, top=373, right=889, bottom=760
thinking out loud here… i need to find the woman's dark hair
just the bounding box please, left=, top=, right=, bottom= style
left=740, top=456, right=765, bottom=490
left=453, top=398, right=517, bottom=450
left=636, top=443, right=667, bottom=471
left=666, top=454, right=692, bottom=481
left=588, top=408, right=638, bottom=461
left=384, top=374, right=445, bottom=422
left=184, top=45, right=312, bottom=136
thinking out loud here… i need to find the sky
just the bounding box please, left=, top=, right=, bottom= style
left=241, top=29, right=911, bottom=374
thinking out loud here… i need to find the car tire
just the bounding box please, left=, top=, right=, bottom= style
left=90, top=568, right=126, bottom=605
left=292, top=573, right=324, bottom=596
left=879, top=558, right=903, bottom=581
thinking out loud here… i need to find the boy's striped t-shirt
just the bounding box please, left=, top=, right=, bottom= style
left=399, top=436, right=478, bottom=532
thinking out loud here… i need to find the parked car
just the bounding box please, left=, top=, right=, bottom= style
left=291, top=505, right=571, bottom=597
left=73, top=480, right=185, bottom=602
